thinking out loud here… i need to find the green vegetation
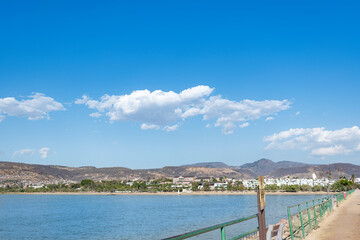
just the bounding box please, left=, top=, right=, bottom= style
left=331, top=179, right=360, bottom=192
left=229, top=181, right=246, bottom=191
left=0, top=179, right=170, bottom=193
left=203, top=182, right=211, bottom=191
left=280, top=184, right=301, bottom=192
left=191, top=182, right=199, bottom=191
left=265, top=184, right=279, bottom=191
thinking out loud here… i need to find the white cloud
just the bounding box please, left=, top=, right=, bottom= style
left=76, top=85, right=213, bottom=124
left=13, top=147, right=52, bottom=159
left=76, top=86, right=291, bottom=134
left=39, top=147, right=51, bottom=159
left=239, top=122, right=250, bottom=128
left=264, top=126, right=360, bottom=157
left=0, top=93, right=65, bottom=122
left=89, top=112, right=102, bottom=118
left=141, top=123, right=160, bottom=130
left=163, top=124, right=179, bottom=132
left=311, top=145, right=351, bottom=156
left=265, top=116, right=274, bottom=121
left=13, top=149, right=35, bottom=158
left=296, top=111, right=301, bottom=116
left=74, top=95, right=89, bottom=104
left=185, top=96, right=290, bottom=134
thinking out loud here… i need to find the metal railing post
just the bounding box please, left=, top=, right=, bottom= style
left=312, top=200, right=318, bottom=228
left=287, top=207, right=294, bottom=240
left=298, top=204, right=305, bottom=239
left=306, top=201, right=312, bottom=230
left=221, top=227, right=226, bottom=240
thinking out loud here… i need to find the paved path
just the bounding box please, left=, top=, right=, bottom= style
left=305, top=190, right=360, bottom=240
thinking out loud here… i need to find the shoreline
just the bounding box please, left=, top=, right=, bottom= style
left=0, top=191, right=331, bottom=196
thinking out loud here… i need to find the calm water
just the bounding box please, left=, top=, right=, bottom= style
left=0, top=194, right=324, bottom=239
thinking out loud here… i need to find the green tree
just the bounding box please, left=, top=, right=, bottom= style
left=203, top=182, right=211, bottom=191
left=282, top=184, right=300, bottom=192
left=265, top=184, right=279, bottom=191
left=80, top=179, right=95, bottom=190
left=331, top=179, right=354, bottom=192
left=234, top=181, right=245, bottom=191
left=300, top=184, right=312, bottom=191
left=70, top=183, right=81, bottom=189
left=81, top=179, right=94, bottom=186
left=191, top=182, right=199, bottom=191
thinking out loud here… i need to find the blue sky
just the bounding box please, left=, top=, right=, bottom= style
left=1, top=1, right=360, bottom=168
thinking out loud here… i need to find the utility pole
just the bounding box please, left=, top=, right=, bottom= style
left=257, top=176, right=266, bottom=240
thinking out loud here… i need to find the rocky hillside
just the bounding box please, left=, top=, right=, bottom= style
left=0, top=161, right=254, bottom=185
left=239, top=158, right=309, bottom=176
left=267, top=163, right=360, bottom=179
left=181, top=162, right=230, bottom=168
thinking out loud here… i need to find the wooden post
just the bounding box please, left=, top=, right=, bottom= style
left=257, top=176, right=266, bottom=240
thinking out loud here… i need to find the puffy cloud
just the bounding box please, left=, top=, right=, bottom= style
left=13, top=149, right=35, bottom=158
left=12, top=147, right=52, bottom=159
left=311, top=145, right=351, bottom=156
left=184, top=97, right=289, bottom=134
left=89, top=112, right=102, bottom=118
left=39, top=147, right=51, bottom=159
left=0, top=93, right=65, bottom=122
left=264, top=126, right=360, bottom=157
left=141, top=123, right=160, bottom=130
left=265, top=116, right=274, bottom=121
left=76, top=85, right=213, bottom=124
left=76, top=86, right=290, bottom=134
left=163, top=124, right=179, bottom=132
left=239, top=122, right=250, bottom=128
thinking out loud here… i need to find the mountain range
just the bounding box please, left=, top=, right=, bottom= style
left=1, top=158, right=359, bottom=185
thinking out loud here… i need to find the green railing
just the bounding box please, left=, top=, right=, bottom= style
left=162, top=214, right=259, bottom=240
left=335, top=189, right=354, bottom=205
left=287, top=190, right=354, bottom=240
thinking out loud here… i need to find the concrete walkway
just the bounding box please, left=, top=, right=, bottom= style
left=305, top=190, right=360, bottom=240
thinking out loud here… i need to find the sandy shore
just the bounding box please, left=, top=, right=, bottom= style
left=305, top=189, right=360, bottom=240
left=1, top=191, right=331, bottom=196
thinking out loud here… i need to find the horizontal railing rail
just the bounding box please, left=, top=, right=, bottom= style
left=287, top=190, right=354, bottom=240
left=162, top=214, right=259, bottom=240
left=286, top=196, right=332, bottom=209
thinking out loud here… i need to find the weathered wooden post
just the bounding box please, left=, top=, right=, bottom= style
left=257, top=176, right=266, bottom=240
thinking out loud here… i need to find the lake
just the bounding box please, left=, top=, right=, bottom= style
left=0, top=194, right=324, bottom=239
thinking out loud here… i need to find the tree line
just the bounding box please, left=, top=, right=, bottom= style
left=0, top=178, right=358, bottom=193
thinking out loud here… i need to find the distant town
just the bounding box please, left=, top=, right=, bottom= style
left=1, top=159, right=360, bottom=193
left=1, top=174, right=359, bottom=193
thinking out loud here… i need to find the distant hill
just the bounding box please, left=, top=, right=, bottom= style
left=181, top=162, right=230, bottom=168
left=0, top=159, right=359, bottom=185
left=267, top=163, right=360, bottom=179
left=0, top=161, right=254, bottom=185
left=239, top=158, right=309, bottom=176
